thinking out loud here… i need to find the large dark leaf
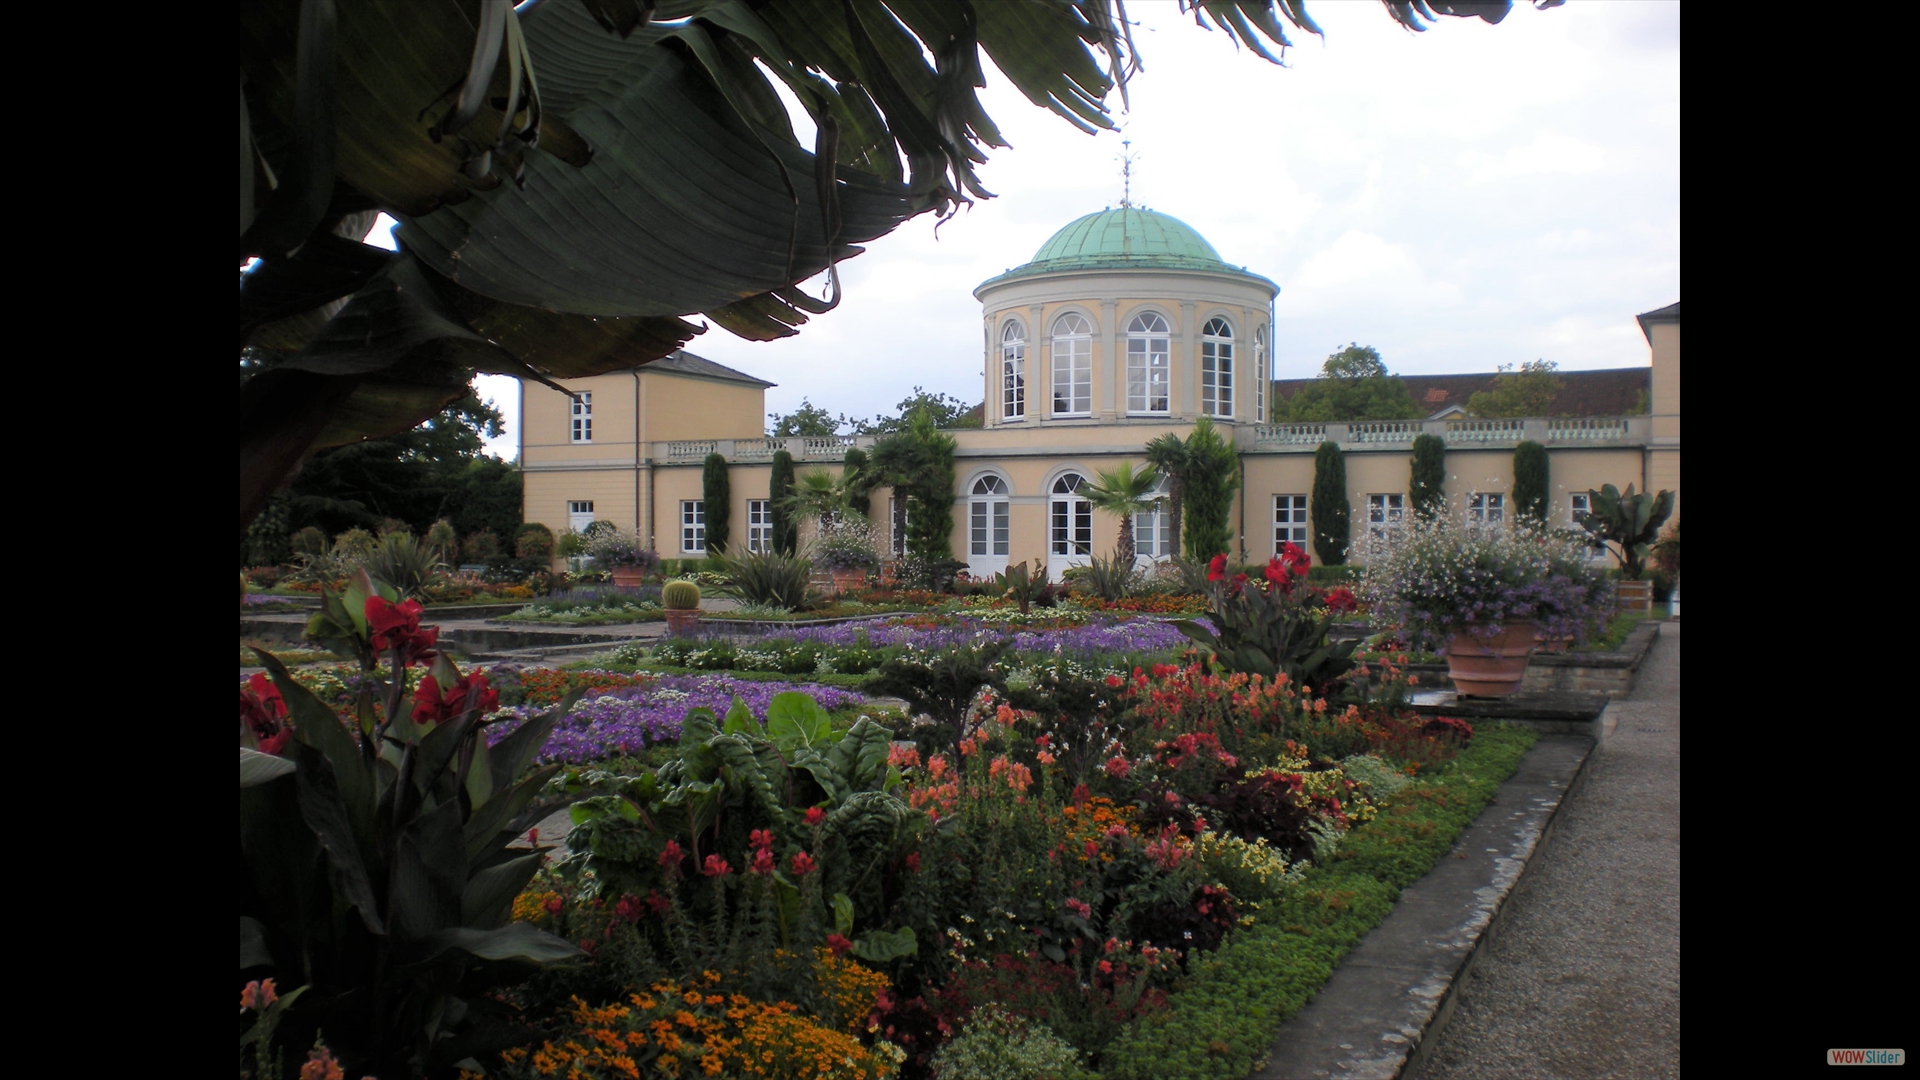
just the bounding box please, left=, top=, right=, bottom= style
left=409, top=922, right=585, bottom=965
left=464, top=765, right=562, bottom=864
left=241, top=747, right=298, bottom=788
left=461, top=851, right=543, bottom=928
left=290, top=740, right=386, bottom=936
left=390, top=798, right=467, bottom=940
left=398, top=1, right=916, bottom=317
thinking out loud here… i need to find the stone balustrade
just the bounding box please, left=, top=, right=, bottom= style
left=659, top=435, right=875, bottom=464
left=1246, top=415, right=1645, bottom=452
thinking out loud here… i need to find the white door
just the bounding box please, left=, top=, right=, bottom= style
left=1047, top=473, right=1093, bottom=580
left=967, top=476, right=1011, bottom=579
left=568, top=501, right=595, bottom=533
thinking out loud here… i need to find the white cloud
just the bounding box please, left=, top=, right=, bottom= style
left=1468, top=132, right=1609, bottom=184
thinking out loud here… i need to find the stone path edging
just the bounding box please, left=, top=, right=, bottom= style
left=1251, top=722, right=1609, bottom=1079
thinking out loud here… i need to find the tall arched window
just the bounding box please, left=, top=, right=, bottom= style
left=969, top=475, right=1010, bottom=559
left=1000, top=320, right=1026, bottom=421
left=1051, top=313, right=1092, bottom=416
left=1133, top=478, right=1173, bottom=566
left=1125, top=312, right=1170, bottom=415
left=1201, top=317, right=1234, bottom=418
left=1049, top=473, right=1093, bottom=559
left=1254, top=326, right=1268, bottom=422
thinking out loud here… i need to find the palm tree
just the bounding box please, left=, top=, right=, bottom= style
left=780, top=469, right=849, bottom=545
left=240, top=0, right=1541, bottom=534
left=1083, top=462, right=1163, bottom=568
left=1142, top=433, right=1191, bottom=559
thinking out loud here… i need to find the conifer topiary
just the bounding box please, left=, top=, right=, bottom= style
left=1311, top=441, right=1350, bottom=565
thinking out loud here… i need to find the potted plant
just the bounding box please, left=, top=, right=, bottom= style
left=1575, top=484, right=1675, bottom=614
left=810, top=514, right=880, bottom=593
left=586, top=528, right=660, bottom=588
left=662, top=578, right=701, bottom=635
left=1362, top=517, right=1585, bottom=696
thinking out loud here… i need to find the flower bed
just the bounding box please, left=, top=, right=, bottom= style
left=487, top=672, right=871, bottom=764
left=496, top=595, right=665, bottom=625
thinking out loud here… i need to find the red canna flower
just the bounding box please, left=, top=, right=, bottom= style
left=1207, top=554, right=1229, bottom=582
left=239, top=674, right=292, bottom=755
left=411, top=671, right=500, bottom=725
left=905, top=851, right=921, bottom=873
left=804, top=806, right=826, bottom=827
left=659, top=840, right=684, bottom=875
left=789, top=851, right=817, bottom=876
left=825, top=933, right=854, bottom=957
left=543, top=896, right=564, bottom=916
left=614, top=894, right=643, bottom=922
left=364, top=597, right=439, bottom=666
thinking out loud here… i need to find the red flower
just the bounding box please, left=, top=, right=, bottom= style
left=646, top=889, right=672, bottom=916
left=905, top=851, right=921, bottom=873
left=614, top=894, right=643, bottom=922
left=749, top=828, right=774, bottom=852
left=790, top=851, right=817, bottom=876
left=299, top=1045, right=345, bottom=1080
left=1065, top=897, right=1092, bottom=919
left=701, top=854, right=731, bottom=878
left=804, top=806, right=826, bottom=827
left=825, top=933, right=854, bottom=957
left=411, top=671, right=500, bottom=725
left=659, top=840, right=684, bottom=875
left=1207, top=554, right=1229, bottom=582
left=364, top=597, right=439, bottom=666
left=1105, top=674, right=1124, bottom=688
left=750, top=848, right=776, bottom=875
left=543, top=896, right=564, bottom=916
left=1104, top=755, right=1131, bottom=779
left=239, top=673, right=292, bottom=755
left=239, top=978, right=278, bottom=1013
left=1324, top=586, right=1358, bottom=614
left=1263, top=557, right=1289, bottom=587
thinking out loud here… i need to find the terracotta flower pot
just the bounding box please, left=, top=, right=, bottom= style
left=1615, top=579, right=1652, bottom=614
left=830, top=568, right=866, bottom=593
left=663, top=609, right=699, bottom=635
left=1444, top=620, right=1537, bottom=697
left=611, top=566, right=647, bottom=588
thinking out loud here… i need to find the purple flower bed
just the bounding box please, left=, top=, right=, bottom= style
left=738, top=616, right=1202, bottom=658
left=488, top=673, right=870, bottom=764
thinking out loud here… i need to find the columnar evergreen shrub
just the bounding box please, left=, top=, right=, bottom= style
left=702, top=452, right=732, bottom=555
left=1182, top=418, right=1239, bottom=560
left=1311, top=441, right=1350, bottom=565
left=769, top=450, right=797, bottom=555
left=843, top=446, right=873, bottom=517
left=1409, top=434, right=1446, bottom=520
left=1513, top=440, right=1549, bottom=525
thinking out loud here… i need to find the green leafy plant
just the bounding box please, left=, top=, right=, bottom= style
left=243, top=572, right=584, bottom=1077
left=770, top=451, right=798, bottom=556
left=844, top=447, right=876, bottom=518
left=871, top=411, right=958, bottom=567
left=719, top=549, right=817, bottom=611
left=1143, top=432, right=1192, bottom=559
left=334, top=527, right=378, bottom=559
left=990, top=559, right=1053, bottom=615
left=703, top=452, right=732, bottom=555
left=424, top=519, right=458, bottom=564
left=662, top=580, right=702, bottom=610
left=1513, top=440, right=1550, bottom=525
left=461, top=529, right=500, bottom=562
left=1311, top=441, right=1350, bottom=566
left=1576, top=483, right=1676, bottom=580
left=930, top=1005, right=1098, bottom=1080
left=514, top=522, right=555, bottom=560
left=1182, top=418, right=1239, bottom=561
left=1083, top=461, right=1162, bottom=567
left=291, top=525, right=330, bottom=559
left=1409, top=434, right=1446, bottom=520
left=867, top=638, right=1018, bottom=755
left=1078, top=553, right=1140, bottom=602
left=553, top=528, right=586, bottom=559
left=1173, top=549, right=1359, bottom=691
left=361, top=530, right=446, bottom=600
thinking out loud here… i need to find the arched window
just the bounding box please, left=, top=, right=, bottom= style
left=1125, top=312, right=1171, bottom=414
left=1254, top=325, right=1268, bottom=422
left=1000, top=320, right=1026, bottom=421
left=1133, top=478, right=1173, bottom=564
left=1050, top=473, right=1092, bottom=557
left=1201, top=317, right=1234, bottom=418
left=1051, top=313, right=1092, bottom=416
left=969, top=475, right=1010, bottom=559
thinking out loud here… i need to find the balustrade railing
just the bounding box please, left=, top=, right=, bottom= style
left=1348, top=420, right=1422, bottom=444
left=1253, top=422, right=1327, bottom=446
left=1444, top=418, right=1525, bottom=445
left=1547, top=417, right=1632, bottom=441
left=664, top=440, right=718, bottom=462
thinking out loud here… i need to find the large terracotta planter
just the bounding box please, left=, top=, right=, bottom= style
left=1444, top=620, right=1537, bottom=697
left=1615, top=579, right=1652, bottom=614
left=663, top=609, right=700, bottom=635
left=830, top=568, right=866, bottom=593
left=611, top=566, right=647, bottom=588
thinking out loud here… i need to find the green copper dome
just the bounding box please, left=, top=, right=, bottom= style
left=977, top=208, right=1274, bottom=291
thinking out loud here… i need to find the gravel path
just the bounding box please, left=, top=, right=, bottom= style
left=1408, top=623, right=1680, bottom=1080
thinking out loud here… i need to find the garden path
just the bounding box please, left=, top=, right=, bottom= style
left=1406, top=622, right=1680, bottom=1080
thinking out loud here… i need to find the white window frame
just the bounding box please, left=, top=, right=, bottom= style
left=1049, top=473, right=1093, bottom=556
left=1273, top=494, right=1308, bottom=554
left=1000, top=319, right=1027, bottom=421
left=568, top=500, right=595, bottom=533
left=1050, top=313, right=1092, bottom=417
left=1125, top=312, right=1171, bottom=415
left=746, top=499, right=773, bottom=553
left=1201, top=317, right=1234, bottom=418
left=680, top=500, right=706, bottom=554
left=1134, top=500, right=1173, bottom=564
left=969, top=476, right=1010, bottom=557
left=570, top=392, right=593, bottom=443
left=1254, top=326, right=1268, bottom=422
left=1467, top=493, right=1506, bottom=536
left=1367, top=494, right=1406, bottom=545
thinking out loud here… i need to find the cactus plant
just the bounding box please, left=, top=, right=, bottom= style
left=662, top=579, right=702, bottom=610
left=1576, top=483, right=1675, bottom=580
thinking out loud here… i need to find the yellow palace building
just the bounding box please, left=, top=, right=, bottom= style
left=519, top=208, right=1679, bottom=573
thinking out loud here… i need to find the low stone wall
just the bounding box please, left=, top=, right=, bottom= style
left=1407, top=621, right=1661, bottom=699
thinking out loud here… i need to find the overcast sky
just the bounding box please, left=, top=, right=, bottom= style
left=397, top=0, right=1678, bottom=457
